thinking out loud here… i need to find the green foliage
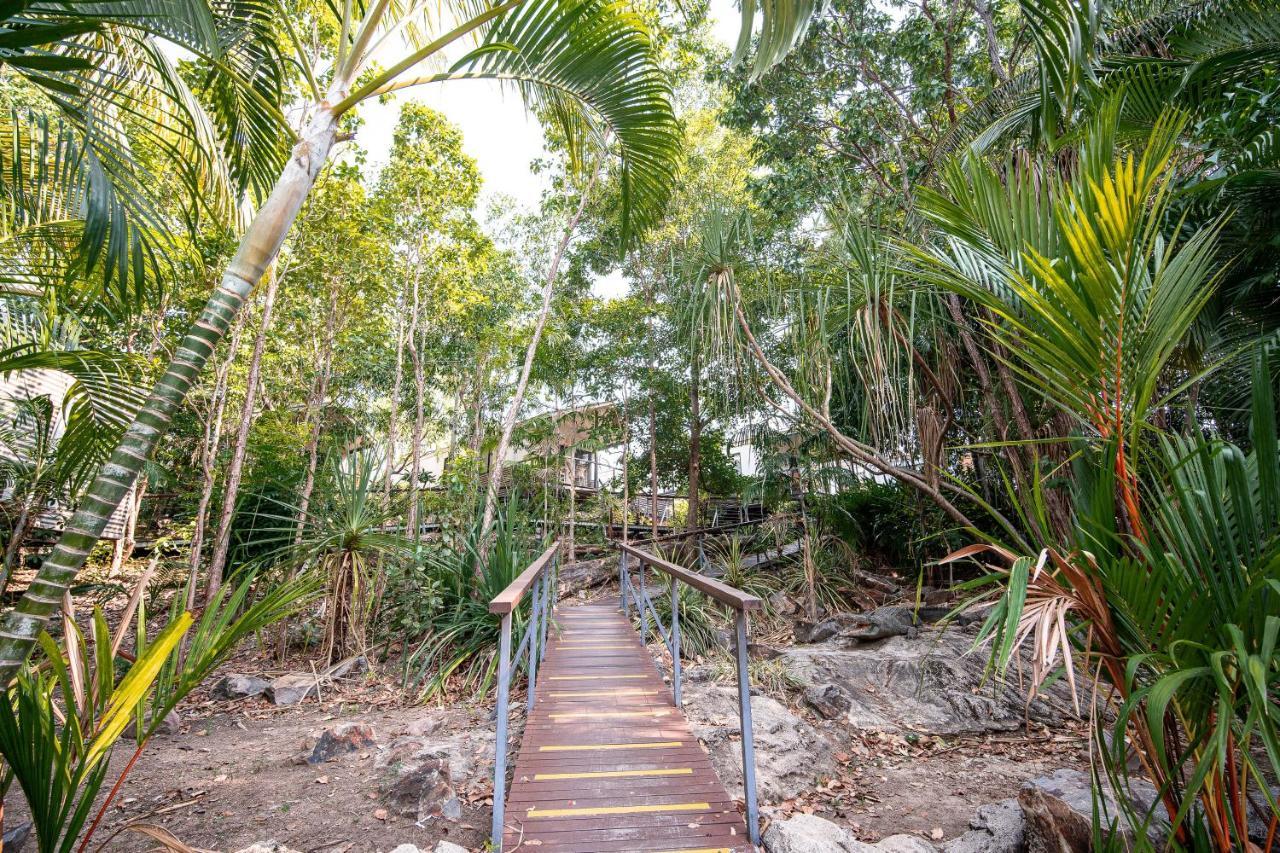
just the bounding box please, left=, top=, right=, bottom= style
left=400, top=505, right=541, bottom=698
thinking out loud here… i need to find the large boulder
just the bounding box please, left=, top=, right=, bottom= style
left=683, top=683, right=836, bottom=801
left=942, top=799, right=1026, bottom=853
left=780, top=626, right=1077, bottom=735
left=876, top=836, right=938, bottom=853
left=1018, top=768, right=1168, bottom=852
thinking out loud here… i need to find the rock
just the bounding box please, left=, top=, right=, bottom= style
left=769, top=591, right=797, bottom=615
left=265, top=673, right=319, bottom=706
left=3, top=820, right=32, bottom=853
left=803, top=683, right=853, bottom=719
left=300, top=722, right=376, bottom=764
left=876, top=835, right=938, bottom=853
left=212, top=673, right=271, bottom=700
left=406, top=714, right=443, bottom=737
left=1018, top=768, right=1168, bottom=852
left=432, top=843, right=468, bottom=853
left=325, top=655, right=368, bottom=679
left=375, top=731, right=494, bottom=824
left=387, top=846, right=422, bottom=853
left=684, top=683, right=836, bottom=801
left=127, top=709, right=181, bottom=740
left=781, top=627, right=1078, bottom=735
left=380, top=755, right=461, bottom=821
left=795, top=607, right=919, bottom=645
left=763, top=813, right=873, bottom=852
left=942, top=799, right=1025, bottom=853
left=234, top=843, right=301, bottom=853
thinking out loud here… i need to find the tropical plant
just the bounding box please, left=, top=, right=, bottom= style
left=949, top=355, right=1280, bottom=852
left=0, top=571, right=317, bottom=853
left=0, top=0, right=696, bottom=680
left=284, top=450, right=414, bottom=663
left=401, top=506, right=539, bottom=698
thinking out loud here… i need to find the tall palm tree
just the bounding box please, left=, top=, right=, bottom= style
left=0, top=0, right=762, bottom=676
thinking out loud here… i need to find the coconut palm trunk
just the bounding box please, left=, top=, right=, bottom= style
left=0, top=108, right=340, bottom=678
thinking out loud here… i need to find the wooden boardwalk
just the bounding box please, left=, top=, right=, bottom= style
left=500, top=599, right=752, bottom=852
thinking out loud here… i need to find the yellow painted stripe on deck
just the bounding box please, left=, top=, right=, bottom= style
left=547, top=674, right=647, bottom=680
left=537, top=740, right=682, bottom=752
left=525, top=802, right=710, bottom=818
left=549, top=710, right=671, bottom=720
left=654, top=848, right=732, bottom=853
left=533, top=767, right=694, bottom=781
left=549, top=688, right=658, bottom=698
left=555, top=644, right=631, bottom=649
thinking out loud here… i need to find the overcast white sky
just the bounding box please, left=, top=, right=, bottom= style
left=355, top=0, right=742, bottom=213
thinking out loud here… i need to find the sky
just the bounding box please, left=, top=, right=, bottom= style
left=356, top=0, right=743, bottom=213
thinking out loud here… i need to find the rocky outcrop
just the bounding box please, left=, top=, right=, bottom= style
left=781, top=626, right=1078, bottom=735
left=942, top=800, right=1025, bottom=853
left=234, top=843, right=301, bottom=853
left=683, top=683, right=836, bottom=801
left=1018, top=769, right=1168, bottom=852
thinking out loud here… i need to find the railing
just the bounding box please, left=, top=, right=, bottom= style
left=487, top=539, right=560, bottom=851
left=615, top=540, right=764, bottom=846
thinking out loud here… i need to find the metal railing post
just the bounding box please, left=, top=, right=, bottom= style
left=540, top=555, right=553, bottom=661
left=735, top=610, right=760, bottom=846
left=526, top=575, right=541, bottom=712
left=492, top=613, right=514, bottom=850
left=670, top=575, right=682, bottom=708
left=639, top=560, right=649, bottom=641
left=618, top=551, right=628, bottom=615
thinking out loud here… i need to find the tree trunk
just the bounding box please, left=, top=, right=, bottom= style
left=406, top=271, right=425, bottom=544
left=647, top=283, right=659, bottom=540
left=479, top=160, right=600, bottom=560
left=384, top=298, right=406, bottom=503
left=207, top=268, right=282, bottom=600
left=1, top=503, right=32, bottom=594
left=0, top=108, right=340, bottom=678
left=294, top=279, right=340, bottom=547
left=187, top=314, right=246, bottom=607
left=687, top=345, right=701, bottom=531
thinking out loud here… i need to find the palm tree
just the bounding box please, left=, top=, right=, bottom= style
left=0, top=0, right=694, bottom=677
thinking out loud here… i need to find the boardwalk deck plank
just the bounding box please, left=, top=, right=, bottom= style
left=500, top=600, right=752, bottom=852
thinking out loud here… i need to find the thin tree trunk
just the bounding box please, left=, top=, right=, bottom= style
left=647, top=284, right=659, bottom=539
left=974, top=0, right=1009, bottom=83
left=2, top=503, right=32, bottom=593
left=207, top=269, right=282, bottom=600
left=0, top=108, right=340, bottom=678
left=687, top=346, right=701, bottom=531
left=188, top=314, right=246, bottom=607
left=294, top=279, right=340, bottom=547
left=406, top=271, right=425, bottom=544
left=384, top=299, right=406, bottom=503
left=567, top=445, right=576, bottom=562
left=479, top=160, right=601, bottom=559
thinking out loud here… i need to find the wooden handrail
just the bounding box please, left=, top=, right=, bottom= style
left=617, top=542, right=763, bottom=611
left=489, top=540, right=560, bottom=614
